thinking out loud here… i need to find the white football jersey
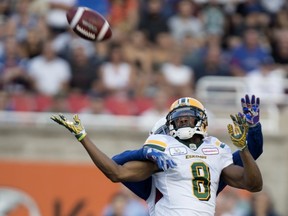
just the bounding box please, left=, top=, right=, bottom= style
left=143, top=134, right=233, bottom=216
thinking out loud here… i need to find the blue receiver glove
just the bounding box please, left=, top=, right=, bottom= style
left=143, top=147, right=177, bottom=171
left=240, top=94, right=260, bottom=127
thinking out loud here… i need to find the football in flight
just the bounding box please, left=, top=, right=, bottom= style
left=66, top=7, right=112, bottom=42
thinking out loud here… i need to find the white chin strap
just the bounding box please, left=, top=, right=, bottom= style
left=175, top=127, right=195, bottom=140
left=170, top=123, right=207, bottom=140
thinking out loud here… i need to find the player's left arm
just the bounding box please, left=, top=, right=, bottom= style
left=217, top=95, right=263, bottom=195
left=221, top=114, right=263, bottom=192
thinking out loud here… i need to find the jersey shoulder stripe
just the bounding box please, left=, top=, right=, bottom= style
left=144, top=139, right=167, bottom=151
left=143, top=135, right=169, bottom=152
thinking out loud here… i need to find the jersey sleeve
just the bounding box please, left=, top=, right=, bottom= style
left=112, top=149, right=146, bottom=165
left=219, top=142, right=233, bottom=169
left=143, top=134, right=169, bottom=152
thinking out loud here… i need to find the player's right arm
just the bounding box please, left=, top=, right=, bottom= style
left=50, top=114, right=158, bottom=182
left=81, top=135, right=158, bottom=182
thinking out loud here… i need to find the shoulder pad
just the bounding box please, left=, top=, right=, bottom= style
left=205, top=136, right=227, bottom=148
left=143, top=134, right=170, bottom=152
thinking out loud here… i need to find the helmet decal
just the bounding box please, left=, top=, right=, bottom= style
left=169, top=97, right=205, bottom=112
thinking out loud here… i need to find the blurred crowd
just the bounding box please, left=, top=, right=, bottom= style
left=101, top=186, right=280, bottom=216
left=0, top=0, right=288, bottom=115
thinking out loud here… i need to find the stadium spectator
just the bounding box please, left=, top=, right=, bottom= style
left=108, top=0, right=139, bottom=32
left=224, top=11, right=246, bottom=42
left=80, top=94, right=111, bottom=115
left=0, top=0, right=11, bottom=16
left=151, top=32, right=177, bottom=71
left=98, top=43, right=136, bottom=98
left=138, top=89, right=170, bottom=130
left=66, top=41, right=101, bottom=94
left=168, top=0, right=204, bottom=42
left=180, top=33, right=205, bottom=71
left=260, top=0, right=286, bottom=16
left=159, top=49, right=194, bottom=97
left=215, top=187, right=249, bottom=216
left=193, top=44, right=231, bottom=83
left=123, top=30, right=152, bottom=74
left=123, top=30, right=153, bottom=97
left=201, top=1, right=225, bottom=36
left=271, top=8, right=288, bottom=29
left=102, top=189, right=148, bottom=216
left=246, top=189, right=280, bottom=216
left=137, top=0, right=169, bottom=43
left=235, top=0, right=266, bottom=17
left=0, top=37, right=31, bottom=92
left=271, top=30, right=288, bottom=66
left=44, top=0, right=75, bottom=35
left=5, top=0, right=39, bottom=42
left=19, top=26, right=44, bottom=59
left=245, top=59, right=286, bottom=105
left=229, top=27, right=274, bottom=76
left=27, top=40, right=71, bottom=96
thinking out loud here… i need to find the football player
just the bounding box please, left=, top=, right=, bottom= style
left=51, top=95, right=262, bottom=215
left=112, top=95, right=263, bottom=201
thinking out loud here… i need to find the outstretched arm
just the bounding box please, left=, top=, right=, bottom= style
left=50, top=114, right=158, bottom=182
left=217, top=95, right=263, bottom=195
left=221, top=114, right=263, bottom=192
left=217, top=123, right=263, bottom=194
left=80, top=135, right=156, bottom=182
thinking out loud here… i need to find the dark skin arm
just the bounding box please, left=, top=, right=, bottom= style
left=80, top=136, right=158, bottom=182
left=221, top=147, right=263, bottom=192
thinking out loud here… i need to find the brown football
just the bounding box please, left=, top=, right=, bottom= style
left=66, top=7, right=112, bottom=42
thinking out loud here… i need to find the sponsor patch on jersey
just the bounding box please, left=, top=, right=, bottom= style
left=202, top=147, right=219, bottom=155
left=169, top=147, right=187, bottom=156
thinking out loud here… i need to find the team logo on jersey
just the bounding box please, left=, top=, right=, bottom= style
left=215, top=140, right=226, bottom=148
left=169, top=147, right=187, bottom=156
left=220, top=143, right=226, bottom=148
left=202, top=147, right=219, bottom=155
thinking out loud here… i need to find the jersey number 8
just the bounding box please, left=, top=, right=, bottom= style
left=191, top=162, right=211, bottom=201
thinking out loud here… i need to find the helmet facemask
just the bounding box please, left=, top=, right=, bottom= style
left=167, top=106, right=208, bottom=140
